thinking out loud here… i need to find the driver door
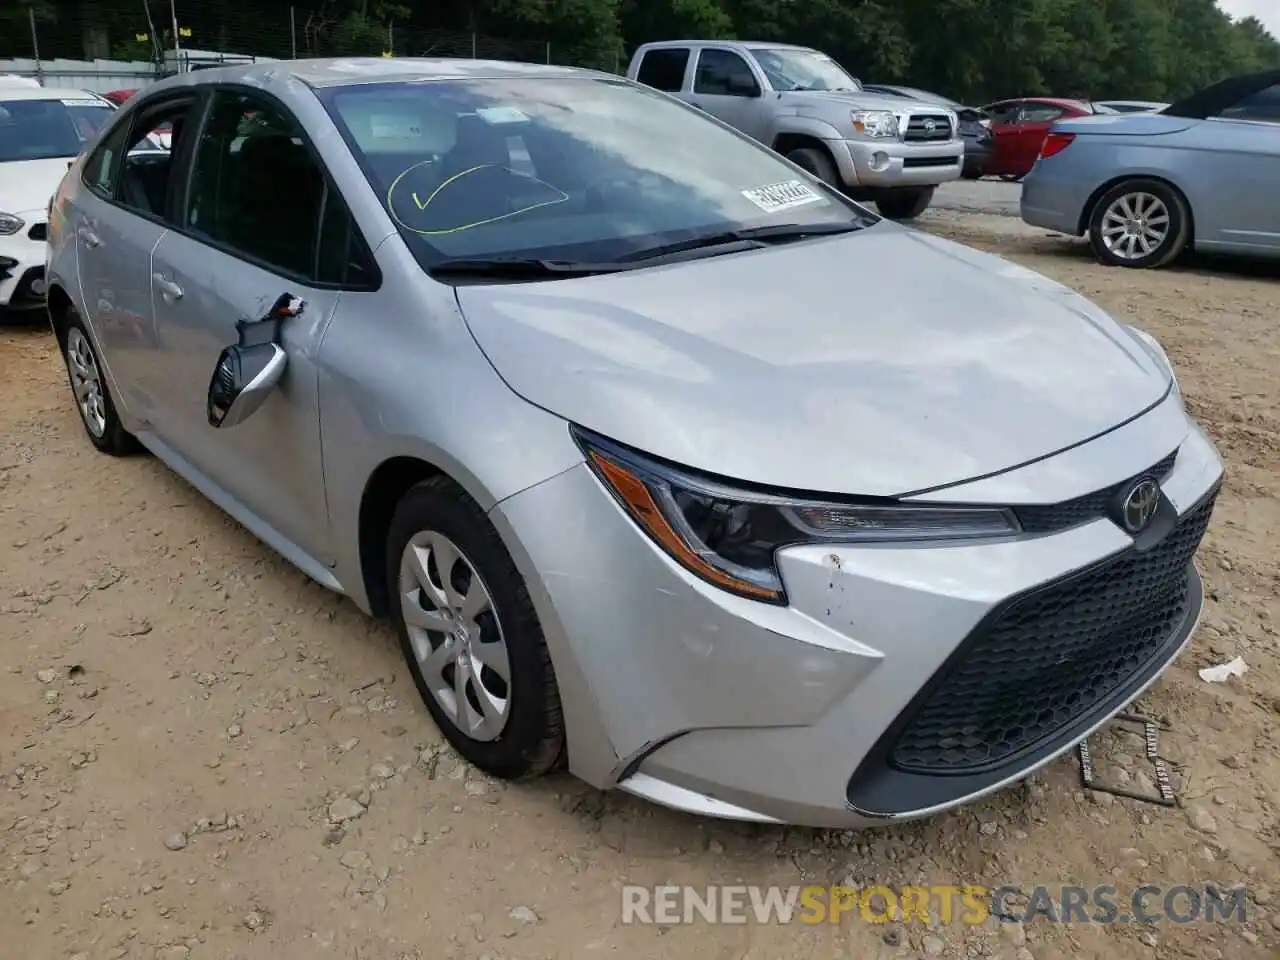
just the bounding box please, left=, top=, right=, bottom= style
left=685, top=48, right=768, bottom=140
left=144, top=88, right=373, bottom=566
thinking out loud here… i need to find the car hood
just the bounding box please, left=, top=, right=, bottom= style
left=780, top=89, right=933, bottom=112
left=1052, top=113, right=1197, bottom=136
left=455, top=226, right=1170, bottom=497
left=0, top=157, right=71, bottom=217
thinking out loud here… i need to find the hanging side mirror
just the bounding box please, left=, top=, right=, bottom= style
left=207, top=293, right=304, bottom=429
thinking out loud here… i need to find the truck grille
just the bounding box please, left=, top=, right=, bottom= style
left=886, top=487, right=1217, bottom=775
left=904, top=114, right=953, bottom=142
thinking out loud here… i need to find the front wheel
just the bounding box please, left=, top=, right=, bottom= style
left=785, top=146, right=840, bottom=187
left=1088, top=179, right=1190, bottom=269
left=874, top=188, right=934, bottom=221
left=387, top=476, right=565, bottom=780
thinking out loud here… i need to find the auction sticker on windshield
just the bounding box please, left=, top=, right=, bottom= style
left=741, top=179, right=823, bottom=213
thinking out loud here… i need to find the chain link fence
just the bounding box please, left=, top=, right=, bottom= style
left=1, top=1, right=621, bottom=94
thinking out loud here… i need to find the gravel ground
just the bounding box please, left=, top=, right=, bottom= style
left=2, top=217, right=1278, bottom=960
left=933, top=179, right=1023, bottom=218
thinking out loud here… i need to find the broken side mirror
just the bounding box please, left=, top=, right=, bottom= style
left=206, top=293, right=304, bottom=428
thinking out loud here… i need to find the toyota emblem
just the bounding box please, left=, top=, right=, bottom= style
left=923, top=118, right=936, bottom=133
left=1120, top=478, right=1161, bottom=533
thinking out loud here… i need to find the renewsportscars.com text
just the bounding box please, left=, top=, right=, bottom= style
left=620, top=884, right=1249, bottom=926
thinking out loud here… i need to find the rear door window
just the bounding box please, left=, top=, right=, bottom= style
left=1019, top=103, right=1066, bottom=123
left=635, top=48, right=690, bottom=92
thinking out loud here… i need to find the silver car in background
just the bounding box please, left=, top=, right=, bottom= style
left=45, top=58, right=1223, bottom=828
left=1022, top=70, right=1280, bottom=268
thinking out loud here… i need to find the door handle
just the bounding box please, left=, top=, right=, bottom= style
left=77, top=226, right=101, bottom=248
left=152, top=273, right=183, bottom=300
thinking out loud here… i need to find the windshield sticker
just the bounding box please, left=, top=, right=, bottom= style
left=475, top=106, right=529, bottom=125
left=741, top=179, right=823, bottom=213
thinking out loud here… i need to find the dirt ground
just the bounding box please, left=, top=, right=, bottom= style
left=2, top=220, right=1278, bottom=960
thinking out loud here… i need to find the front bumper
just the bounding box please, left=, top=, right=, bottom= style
left=0, top=217, right=48, bottom=309
left=492, top=407, right=1223, bottom=828
left=826, top=137, right=964, bottom=189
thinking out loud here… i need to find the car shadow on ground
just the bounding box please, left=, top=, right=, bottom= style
left=0, top=306, right=49, bottom=329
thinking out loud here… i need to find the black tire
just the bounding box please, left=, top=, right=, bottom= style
left=59, top=305, right=140, bottom=455
left=1087, top=178, right=1190, bottom=270
left=386, top=476, right=565, bottom=780
left=874, top=187, right=934, bottom=221
left=785, top=146, right=840, bottom=187
left=961, top=166, right=984, bottom=180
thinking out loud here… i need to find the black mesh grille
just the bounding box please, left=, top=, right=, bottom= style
left=903, top=114, right=953, bottom=141
left=888, top=489, right=1216, bottom=775
left=1015, top=449, right=1178, bottom=534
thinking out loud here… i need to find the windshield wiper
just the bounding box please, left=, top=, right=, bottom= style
left=617, top=220, right=864, bottom=264
left=428, top=257, right=636, bottom=279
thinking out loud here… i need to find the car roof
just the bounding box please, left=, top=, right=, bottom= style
left=0, top=85, right=105, bottom=102
left=987, top=96, right=1092, bottom=110
left=141, top=56, right=606, bottom=93
left=638, top=40, right=816, bottom=52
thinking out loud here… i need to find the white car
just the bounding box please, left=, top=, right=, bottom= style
left=0, top=85, right=116, bottom=311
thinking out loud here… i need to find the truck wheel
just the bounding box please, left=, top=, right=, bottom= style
left=874, top=188, right=934, bottom=221
left=786, top=147, right=839, bottom=188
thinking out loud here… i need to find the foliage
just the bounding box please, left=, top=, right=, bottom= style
left=12, top=0, right=1280, bottom=103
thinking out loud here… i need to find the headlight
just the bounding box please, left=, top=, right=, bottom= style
left=575, top=428, right=1021, bottom=605
left=1123, top=324, right=1180, bottom=398
left=850, top=110, right=899, bottom=139
left=0, top=212, right=25, bottom=236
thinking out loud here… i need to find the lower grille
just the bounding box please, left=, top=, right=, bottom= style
left=27, top=222, right=47, bottom=242
left=10, top=266, right=46, bottom=305
left=887, top=488, right=1217, bottom=775
left=904, top=114, right=953, bottom=142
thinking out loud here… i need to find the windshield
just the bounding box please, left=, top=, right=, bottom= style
left=319, top=77, right=870, bottom=266
left=0, top=96, right=114, bottom=162
left=750, top=49, right=860, bottom=92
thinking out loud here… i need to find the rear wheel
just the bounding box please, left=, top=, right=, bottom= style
left=60, top=308, right=140, bottom=455
left=387, top=477, right=565, bottom=780
left=1088, top=179, right=1190, bottom=269
left=874, top=188, right=934, bottom=221
left=785, top=146, right=840, bottom=187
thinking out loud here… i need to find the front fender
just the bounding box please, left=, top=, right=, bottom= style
left=769, top=114, right=848, bottom=145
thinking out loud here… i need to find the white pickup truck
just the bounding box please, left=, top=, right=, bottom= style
left=626, top=41, right=964, bottom=220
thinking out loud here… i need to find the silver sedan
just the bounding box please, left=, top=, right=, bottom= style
left=1022, top=69, right=1280, bottom=268
left=45, top=58, right=1222, bottom=827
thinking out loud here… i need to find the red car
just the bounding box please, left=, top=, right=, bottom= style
left=979, top=97, right=1114, bottom=180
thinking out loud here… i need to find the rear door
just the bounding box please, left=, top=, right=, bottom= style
left=686, top=48, right=768, bottom=138
left=75, top=92, right=201, bottom=421
left=145, top=87, right=378, bottom=564
left=984, top=100, right=1024, bottom=175
left=632, top=46, right=693, bottom=98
